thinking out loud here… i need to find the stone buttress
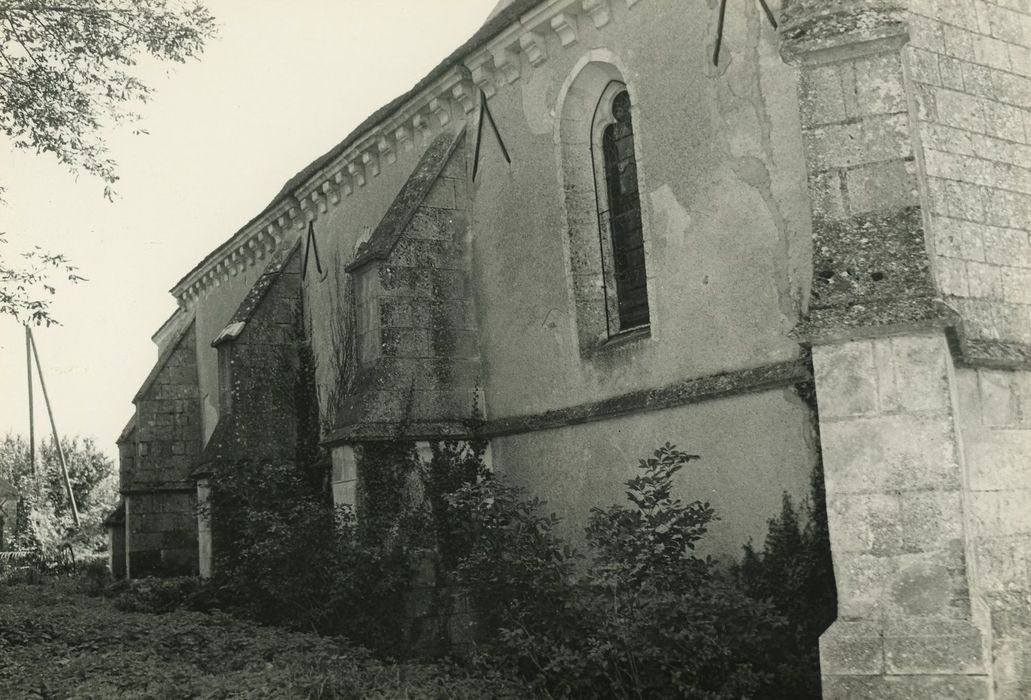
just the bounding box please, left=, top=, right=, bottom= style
left=782, top=1, right=1031, bottom=697
left=122, top=316, right=203, bottom=578
left=324, top=123, right=483, bottom=506
left=193, top=243, right=304, bottom=577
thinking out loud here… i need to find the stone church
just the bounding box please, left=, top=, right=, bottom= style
left=109, top=0, right=1031, bottom=696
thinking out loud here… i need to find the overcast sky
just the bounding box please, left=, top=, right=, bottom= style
left=0, top=0, right=497, bottom=456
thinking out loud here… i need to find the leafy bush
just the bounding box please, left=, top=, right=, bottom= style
left=206, top=457, right=414, bottom=654
left=446, top=444, right=832, bottom=699
left=447, top=472, right=580, bottom=639
left=734, top=467, right=836, bottom=699
left=0, top=545, right=106, bottom=586
left=205, top=437, right=492, bottom=657
left=111, top=576, right=218, bottom=614
left=0, top=433, right=118, bottom=557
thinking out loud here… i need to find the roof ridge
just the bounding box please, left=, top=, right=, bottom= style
left=170, top=0, right=545, bottom=296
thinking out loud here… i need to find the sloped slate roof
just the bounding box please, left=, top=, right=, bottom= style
left=212, top=240, right=301, bottom=348
left=347, top=123, right=466, bottom=272
left=192, top=416, right=232, bottom=477
left=116, top=414, right=137, bottom=446
left=170, top=0, right=544, bottom=294
left=132, top=317, right=195, bottom=404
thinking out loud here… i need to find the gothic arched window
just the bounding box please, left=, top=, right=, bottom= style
left=595, top=86, right=649, bottom=334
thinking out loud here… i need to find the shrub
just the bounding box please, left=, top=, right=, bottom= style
left=446, top=474, right=579, bottom=637
left=447, top=444, right=789, bottom=699
left=111, top=576, right=221, bottom=614
left=205, top=456, right=416, bottom=654
left=734, top=465, right=837, bottom=699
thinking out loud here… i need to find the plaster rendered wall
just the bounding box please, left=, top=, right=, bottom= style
left=907, top=0, right=1031, bottom=346
left=492, top=386, right=818, bottom=558
left=301, top=0, right=812, bottom=423
left=191, top=262, right=267, bottom=444
left=470, top=0, right=812, bottom=419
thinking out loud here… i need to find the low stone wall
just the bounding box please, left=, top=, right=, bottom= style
left=126, top=491, right=198, bottom=578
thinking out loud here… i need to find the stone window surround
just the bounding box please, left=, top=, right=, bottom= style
left=555, top=49, right=658, bottom=356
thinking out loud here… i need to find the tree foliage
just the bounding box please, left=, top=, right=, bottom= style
left=446, top=444, right=835, bottom=699
left=0, top=232, right=84, bottom=325
left=0, top=0, right=216, bottom=324
left=0, top=433, right=118, bottom=554
left=0, top=0, right=217, bottom=194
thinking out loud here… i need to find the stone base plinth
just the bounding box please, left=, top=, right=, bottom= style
left=821, top=618, right=991, bottom=699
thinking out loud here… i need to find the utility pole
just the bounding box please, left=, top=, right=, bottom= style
left=26, top=328, right=80, bottom=528
left=25, top=327, right=35, bottom=475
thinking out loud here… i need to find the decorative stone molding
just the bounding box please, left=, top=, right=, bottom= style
left=395, top=124, right=413, bottom=152
left=491, top=45, right=521, bottom=84
left=519, top=30, right=548, bottom=66
left=361, top=150, right=380, bottom=178
left=582, top=0, right=610, bottom=28
left=377, top=135, right=395, bottom=164
left=347, top=161, right=366, bottom=188
left=429, top=96, right=452, bottom=126
left=451, top=81, right=477, bottom=114
left=333, top=170, right=352, bottom=197
left=482, top=360, right=809, bottom=438
left=169, top=0, right=653, bottom=305
left=171, top=199, right=300, bottom=308
left=468, top=51, right=497, bottom=98
left=550, top=13, right=578, bottom=46
left=321, top=180, right=339, bottom=205
left=299, top=192, right=324, bottom=220
left=413, top=112, right=433, bottom=141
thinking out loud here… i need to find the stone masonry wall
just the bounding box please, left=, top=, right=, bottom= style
left=781, top=3, right=1031, bottom=696
left=207, top=249, right=302, bottom=464
left=955, top=366, right=1031, bottom=698
left=784, top=2, right=946, bottom=342
left=814, top=333, right=992, bottom=699
left=132, top=322, right=203, bottom=490
left=128, top=321, right=202, bottom=577
left=116, top=425, right=135, bottom=501
left=337, top=140, right=481, bottom=439
left=907, top=0, right=1031, bottom=351
left=126, top=491, right=197, bottom=577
